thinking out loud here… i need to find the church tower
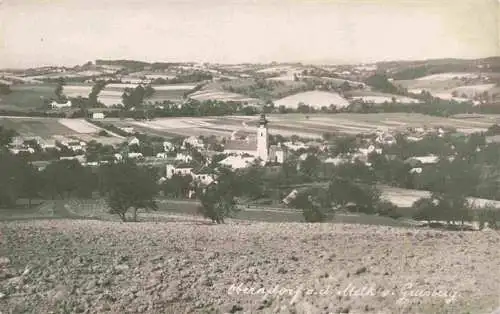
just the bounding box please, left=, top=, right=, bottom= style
left=256, top=113, right=269, bottom=162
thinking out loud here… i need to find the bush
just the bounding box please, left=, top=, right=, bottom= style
left=478, top=209, right=500, bottom=230
left=98, top=130, right=110, bottom=137
left=302, top=206, right=326, bottom=223
left=376, top=200, right=401, bottom=219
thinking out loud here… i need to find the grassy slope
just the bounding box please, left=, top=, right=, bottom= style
left=0, top=84, right=57, bottom=111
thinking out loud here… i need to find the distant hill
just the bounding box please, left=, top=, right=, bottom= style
left=376, top=57, right=500, bottom=80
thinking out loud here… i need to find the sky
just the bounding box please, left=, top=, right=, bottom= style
left=0, top=0, right=498, bottom=68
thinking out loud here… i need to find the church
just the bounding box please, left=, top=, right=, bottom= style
left=223, top=114, right=287, bottom=164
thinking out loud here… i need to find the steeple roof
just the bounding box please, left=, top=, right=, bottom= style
left=258, top=113, right=268, bottom=126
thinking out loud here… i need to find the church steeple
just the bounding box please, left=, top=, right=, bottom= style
left=256, top=113, right=269, bottom=163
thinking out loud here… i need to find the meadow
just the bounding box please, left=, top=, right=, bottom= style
left=0, top=117, right=75, bottom=138
left=0, top=83, right=56, bottom=111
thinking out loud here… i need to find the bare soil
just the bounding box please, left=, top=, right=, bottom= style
left=1, top=219, right=499, bottom=313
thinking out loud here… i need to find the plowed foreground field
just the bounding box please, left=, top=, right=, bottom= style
left=1, top=219, right=499, bottom=313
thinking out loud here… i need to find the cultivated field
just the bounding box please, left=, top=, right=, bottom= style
left=147, top=84, right=197, bottom=103
left=416, top=73, right=481, bottom=81
left=63, top=84, right=93, bottom=98
left=274, top=91, right=350, bottom=109
left=1, top=217, right=498, bottom=313
left=104, top=113, right=498, bottom=139
left=0, top=117, right=124, bottom=143
left=58, top=119, right=102, bottom=134
left=189, top=89, right=260, bottom=104
left=393, top=73, right=497, bottom=102
left=0, top=84, right=56, bottom=111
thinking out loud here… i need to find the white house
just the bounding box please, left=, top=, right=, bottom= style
left=192, top=168, right=216, bottom=185
left=60, top=155, right=86, bottom=164
left=92, top=112, right=105, bottom=119
left=376, top=133, right=396, bottom=145
left=405, top=155, right=440, bottom=165
left=183, top=136, right=204, bottom=149
left=324, top=156, right=348, bottom=166
left=218, top=155, right=257, bottom=169
left=50, top=100, right=72, bottom=109
left=282, top=141, right=307, bottom=151
left=268, top=144, right=287, bottom=163
left=358, top=145, right=382, bottom=156
left=175, top=153, right=193, bottom=163
left=163, top=141, right=174, bottom=152
left=128, top=137, right=140, bottom=146
left=282, top=189, right=298, bottom=205
left=156, top=152, right=168, bottom=159
left=9, top=147, right=35, bottom=155
left=166, top=163, right=195, bottom=178
left=120, top=127, right=135, bottom=134
left=127, top=152, right=143, bottom=159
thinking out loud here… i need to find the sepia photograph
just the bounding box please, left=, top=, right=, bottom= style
left=0, top=0, right=499, bottom=313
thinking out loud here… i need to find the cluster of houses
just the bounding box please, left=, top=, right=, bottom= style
left=7, top=111, right=476, bottom=195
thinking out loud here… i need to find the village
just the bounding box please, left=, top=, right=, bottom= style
left=5, top=111, right=500, bottom=213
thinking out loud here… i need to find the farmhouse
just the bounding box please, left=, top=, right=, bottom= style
left=282, top=141, right=307, bottom=151
left=50, top=100, right=72, bottom=109
left=127, top=152, right=143, bottom=160
left=128, top=137, right=140, bottom=146
left=223, top=114, right=288, bottom=164
left=163, top=141, right=174, bottom=152
left=166, top=162, right=197, bottom=178
left=183, top=136, right=204, bottom=150
left=60, top=155, right=86, bottom=164
left=192, top=167, right=216, bottom=185
left=92, top=112, right=105, bottom=119
left=175, top=153, right=193, bottom=163
left=218, top=155, right=257, bottom=169
left=405, top=155, right=441, bottom=173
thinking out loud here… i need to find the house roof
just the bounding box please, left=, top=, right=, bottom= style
left=405, top=155, right=439, bottom=165
left=231, top=129, right=253, bottom=139
left=175, top=160, right=199, bottom=169
left=224, top=139, right=257, bottom=151
left=193, top=166, right=215, bottom=175
left=269, top=145, right=284, bottom=152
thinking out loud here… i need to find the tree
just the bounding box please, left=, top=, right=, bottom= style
left=121, top=84, right=155, bottom=109
left=88, top=81, right=107, bottom=107
left=41, top=159, right=87, bottom=199
left=162, top=174, right=193, bottom=198
left=0, top=126, right=16, bottom=148
left=102, top=161, right=158, bottom=222
left=0, top=152, right=28, bottom=207
left=477, top=207, right=500, bottom=230
left=431, top=192, right=472, bottom=226
left=238, top=164, right=265, bottom=199
left=20, top=163, right=42, bottom=207
left=328, top=177, right=380, bottom=214
left=333, top=160, right=376, bottom=184
left=289, top=190, right=326, bottom=223
left=376, top=200, right=401, bottom=219
left=412, top=197, right=436, bottom=224
left=299, top=154, right=321, bottom=181
left=197, top=168, right=240, bottom=223
left=54, top=78, right=66, bottom=102
left=332, top=135, right=358, bottom=156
